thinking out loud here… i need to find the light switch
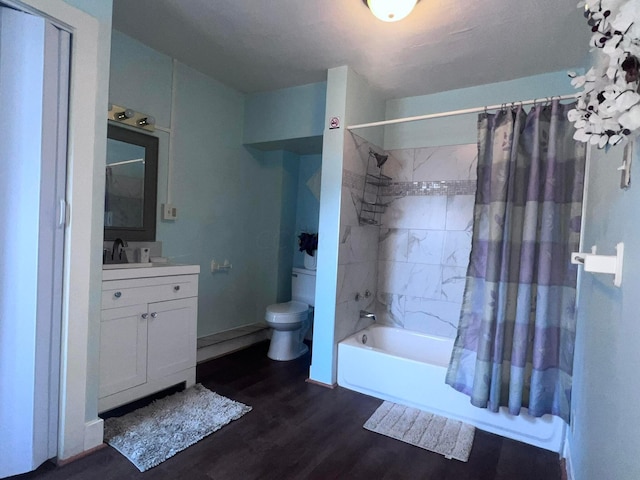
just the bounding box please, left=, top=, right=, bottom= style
left=162, top=203, right=177, bottom=220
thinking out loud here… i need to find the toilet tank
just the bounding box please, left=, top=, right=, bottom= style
left=292, top=267, right=316, bottom=306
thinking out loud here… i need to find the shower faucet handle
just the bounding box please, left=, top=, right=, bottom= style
left=359, top=310, right=376, bottom=322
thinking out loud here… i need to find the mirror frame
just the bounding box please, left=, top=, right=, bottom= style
left=105, top=124, right=159, bottom=242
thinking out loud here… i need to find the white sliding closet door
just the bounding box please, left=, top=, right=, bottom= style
left=0, top=5, right=70, bottom=477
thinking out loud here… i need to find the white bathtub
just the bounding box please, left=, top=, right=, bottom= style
left=337, top=325, right=566, bottom=452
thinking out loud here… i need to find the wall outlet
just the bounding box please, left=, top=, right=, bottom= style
left=162, top=203, right=177, bottom=220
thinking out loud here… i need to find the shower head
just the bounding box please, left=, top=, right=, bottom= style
left=373, top=152, right=388, bottom=168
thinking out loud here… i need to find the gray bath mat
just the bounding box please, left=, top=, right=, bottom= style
left=364, top=401, right=475, bottom=462
left=104, top=384, right=251, bottom=471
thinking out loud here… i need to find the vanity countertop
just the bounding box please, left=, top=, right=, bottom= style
left=102, top=263, right=200, bottom=281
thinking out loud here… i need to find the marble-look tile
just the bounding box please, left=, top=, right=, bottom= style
left=338, top=225, right=351, bottom=266
left=381, top=195, right=447, bottom=230
left=441, top=266, right=468, bottom=303
left=339, top=224, right=379, bottom=265
left=334, top=300, right=360, bottom=343
left=378, top=261, right=441, bottom=300
left=404, top=297, right=462, bottom=338
left=378, top=228, right=408, bottom=262
left=340, top=186, right=362, bottom=228
left=413, top=144, right=478, bottom=181
left=405, top=263, right=442, bottom=300
left=337, top=261, right=377, bottom=305
left=375, top=292, right=405, bottom=327
left=407, top=229, right=445, bottom=265
left=445, top=195, right=475, bottom=231
left=441, top=230, right=472, bottom=267
left=345, top=132, right=385, bottom=177
left=335, top=294, right=377, bottom=342
left=377, top=260, right=412, bottom=297
left=384, top=149, right=414, bottom=182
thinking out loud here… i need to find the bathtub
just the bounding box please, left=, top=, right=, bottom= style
left=337, top=325, right=566, bottom=452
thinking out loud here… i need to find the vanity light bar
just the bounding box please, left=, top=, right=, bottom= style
left=108, top=103, right=156, bottom=132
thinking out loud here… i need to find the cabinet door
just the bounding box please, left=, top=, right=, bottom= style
left=147, top=297, right=197, bottom=380
left=99, top=304, right=147, bottom=398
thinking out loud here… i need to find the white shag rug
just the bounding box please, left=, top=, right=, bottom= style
left=364, top=401, right=475, bottom=462
left=104, top=384, right=251, bottom=472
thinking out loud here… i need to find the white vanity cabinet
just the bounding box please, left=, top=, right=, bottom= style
left=99, top=265, right=200, bottom=413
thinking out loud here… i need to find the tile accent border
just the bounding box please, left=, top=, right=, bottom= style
left=343, top=169, right=476, bottom=197
left=381, top=179, right=477, bottom=197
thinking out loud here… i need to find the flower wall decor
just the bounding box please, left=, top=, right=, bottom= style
left=569, top=0, right=640, bottom=148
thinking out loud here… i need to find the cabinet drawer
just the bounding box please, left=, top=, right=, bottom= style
left=102, top=274, right=197, bottom=309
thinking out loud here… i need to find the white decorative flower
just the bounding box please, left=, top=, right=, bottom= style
left=618, top=104, right=640, bottom=129
left=569, top=0, right=640, bottom=147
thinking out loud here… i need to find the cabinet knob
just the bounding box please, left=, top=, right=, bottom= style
left=150, top=312, right=158, bottom=319
left=141, top=313, right=148, bottom=319
left=173, top=285, right=180, bottom=291
left=114, top=291, right=122, bottom=298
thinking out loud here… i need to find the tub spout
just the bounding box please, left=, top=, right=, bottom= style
left=359, top=310, right=376, bottom=322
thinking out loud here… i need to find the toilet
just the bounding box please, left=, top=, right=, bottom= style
left=264, top=267, right=316, bottom=361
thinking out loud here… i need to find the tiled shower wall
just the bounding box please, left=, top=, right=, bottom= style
left=376, top=144, right=478, bottom=338
left=334, top=133, right=383, bottom=342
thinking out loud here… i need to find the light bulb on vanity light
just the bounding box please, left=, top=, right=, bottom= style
left=114, top=108, right=134, bottom=120
left=364, top=0, right=419, bottom=22
left=138, top=116, right=156, bottom=127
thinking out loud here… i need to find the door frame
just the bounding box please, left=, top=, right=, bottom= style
left=7, top=0, right=107, bottom=461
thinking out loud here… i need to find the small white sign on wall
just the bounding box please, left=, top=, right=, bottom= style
left=329, top=116, right=340, bottom=130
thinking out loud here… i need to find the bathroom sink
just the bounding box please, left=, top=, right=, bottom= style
left=103, top=262, right=154, bottom=270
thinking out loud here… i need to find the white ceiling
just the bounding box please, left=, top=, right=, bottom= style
left=112, top=0, right=591, bottom=100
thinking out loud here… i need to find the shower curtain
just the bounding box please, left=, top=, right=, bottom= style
left=445, top=100, right=586, bottom=422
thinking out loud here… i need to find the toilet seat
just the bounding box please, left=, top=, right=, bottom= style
left=265, top=301, right=309, bottom=324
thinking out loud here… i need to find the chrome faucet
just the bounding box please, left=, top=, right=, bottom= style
left=359, top=310, right=376, bottom=322
left=111, top=238, right=128, bottom=261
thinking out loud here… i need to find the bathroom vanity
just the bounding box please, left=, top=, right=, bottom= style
left=99, top=264, right=199, bottom=413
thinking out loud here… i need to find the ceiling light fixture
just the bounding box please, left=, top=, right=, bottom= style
left=363, top=0, right=419, bottom=22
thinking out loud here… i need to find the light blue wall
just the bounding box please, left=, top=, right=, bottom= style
left=109, top=31, right=290, bottom=337
left=243, top=82, right=326, bottom=146
left=274, top=149, right=300, bottom=302
left=569, top=144, right=640, bottom=480
left=62, top=0, right=112, bottom=22
left=309, top=66, right=348, bottom=385
left=383, top=70, right=579, bottom=150
left=293, top=154, right=322, bottom=268
left=109, top=31, right=173, bottom=127
left=310, top=66, right=385, bottom=385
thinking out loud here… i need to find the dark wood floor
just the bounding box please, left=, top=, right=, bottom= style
left=15, top=342, right=561, bottom=480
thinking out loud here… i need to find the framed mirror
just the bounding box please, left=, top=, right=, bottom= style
left=104, top=124, right=158, bottom=241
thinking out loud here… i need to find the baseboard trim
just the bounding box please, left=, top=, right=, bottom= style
left=305, top=378, right=337, bottom=389
left=197, top=325, right=269, bottom=363
left=83, top=418, right=104, bottom=451
left=56, top=443, right=106, bottom=466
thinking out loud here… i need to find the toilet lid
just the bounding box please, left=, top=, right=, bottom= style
left=265, top=301, right=309, bottom=323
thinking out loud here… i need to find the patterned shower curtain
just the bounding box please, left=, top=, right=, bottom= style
left=445, top=100, right=586, bottom=422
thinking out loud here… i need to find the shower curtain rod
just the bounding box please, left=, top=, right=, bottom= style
left=346, top=93, right=578, bottom=130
